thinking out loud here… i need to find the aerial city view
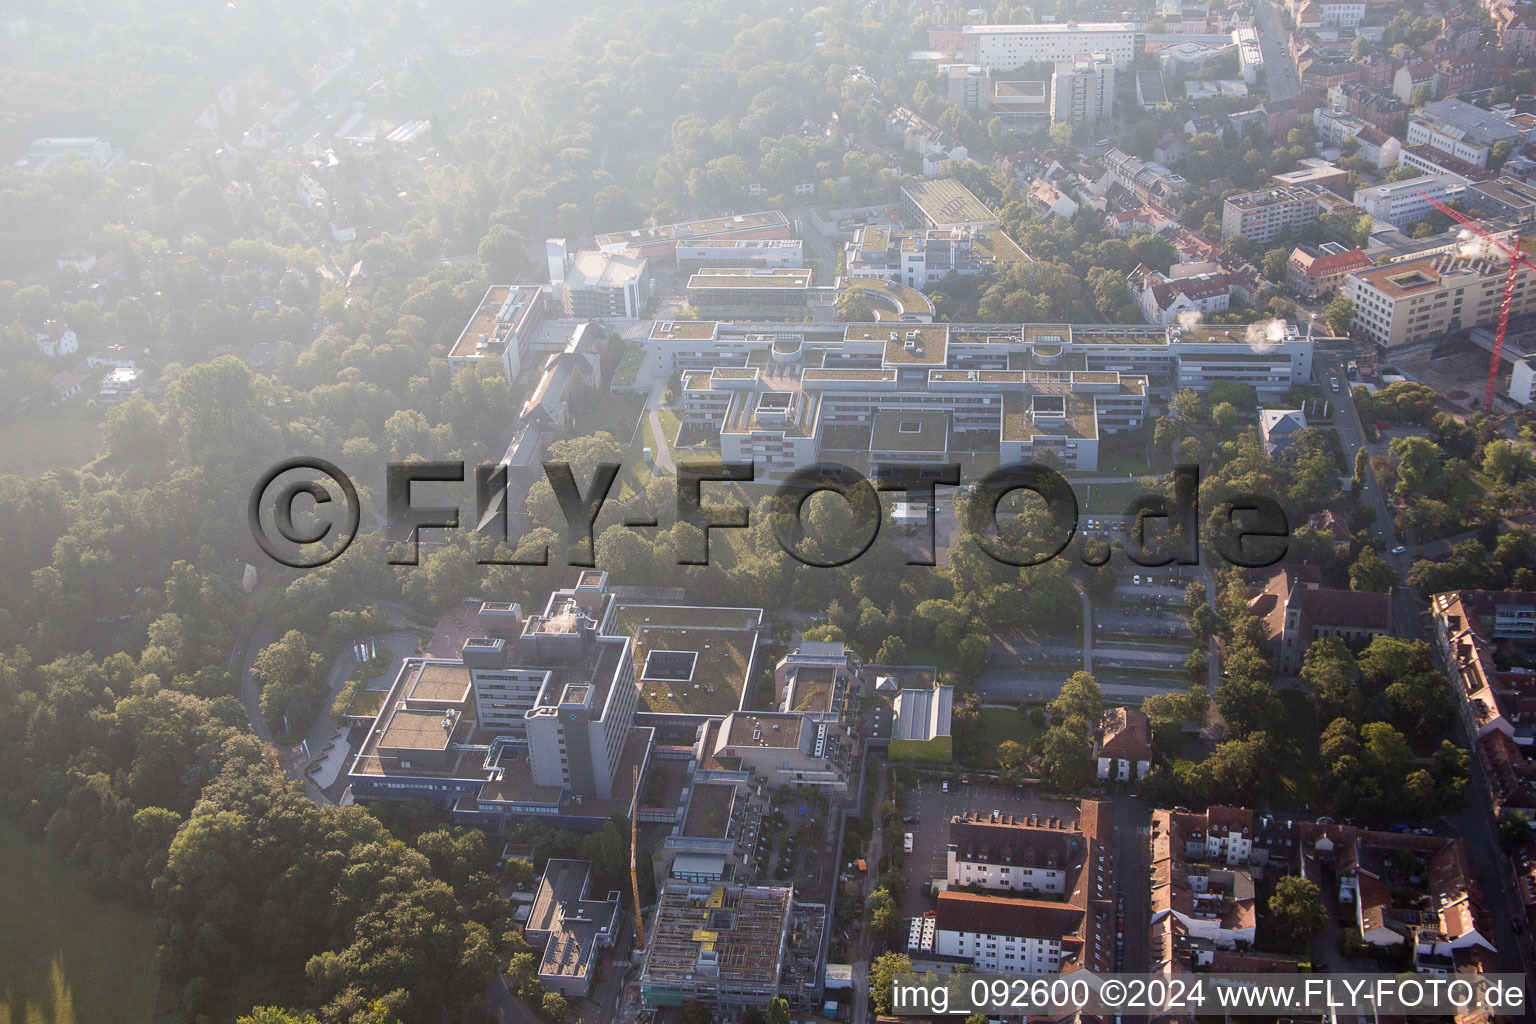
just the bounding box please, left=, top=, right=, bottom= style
left=6, top=0, right=1536, bottom=1022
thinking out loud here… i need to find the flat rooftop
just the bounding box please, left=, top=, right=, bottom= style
left=903, top=177, right=999, bottom=226
left=598, top=210, right=789, bottom=249
left=378, top=708, right=458, bottom=752
left=404, top=662, right=473, bottom=703
left=687, top=268, right=813, bottom=289
left=871, top=409, right=950, bottom=453
left=725, top=711, right=803, bottom=748
left=614, top=604, right=763, bottom=716
left=682, top=782, right=737, bottom=839
left=651, top=320, right=721, bottom=341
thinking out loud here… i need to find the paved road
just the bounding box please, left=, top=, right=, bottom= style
left=1252, top=0, right=1301, bottom=100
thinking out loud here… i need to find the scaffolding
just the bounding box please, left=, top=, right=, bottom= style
left=639, top=881, right=794, bottom=1009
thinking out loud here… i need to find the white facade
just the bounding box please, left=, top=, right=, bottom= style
left=947, top=848, right=1067, bottom=894
left=1232, top=27, right=1263, bottom=84
left=1050, top=52, right=1115, bottom=126
left=962, top=23, right=1138, bottom=69
left=1352, top=173, right=1467, bottom=228
left=934, top=929, right=1063, bottom=974
left=1512, top=355, right=1536, bottom=406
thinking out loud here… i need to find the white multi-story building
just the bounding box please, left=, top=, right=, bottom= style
left=1232, top=26, right=1263, bottom=84
left=1149, top=807, right=1263, bottom=955
left=1407, top=99, right=1523, bottom=170
left=1352, top=173, right=1467, bottom=229
left=936, top=803, right=1115, bottom=975
left=1050, top=51, right=1116, bottom=126
left=843, top=225, right=980, bottom=289
left=1220, top=186, right=1322, bottom=244
left=1343, top=250, right=1536, bottom=347
left=962, top=22, right=1138, bottom=70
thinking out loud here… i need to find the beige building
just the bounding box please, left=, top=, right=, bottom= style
left=1343, top=251, right=1536, bottom=348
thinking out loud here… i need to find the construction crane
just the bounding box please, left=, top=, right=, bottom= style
left=630, top=764, right=646, bottom=951
left=1419, top=191, right=1533, bottom=410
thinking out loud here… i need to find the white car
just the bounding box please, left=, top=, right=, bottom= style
left=1330, top=377, right=1340, bottom=391
left=1133, top=574, right=1141, bottom=585
left=1392, top=545, right=1407, bottom=554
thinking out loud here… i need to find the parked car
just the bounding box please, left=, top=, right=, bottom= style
left=1391, top=545, right=1407, bottom=554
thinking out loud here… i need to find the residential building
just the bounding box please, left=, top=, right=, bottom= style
left=1398, top=143, right=1495, bottom=183
left=525, top=859, right=621, bottom=997
left=1392, top=59, right=1437, bottom=105
left=1220, top=186, right=1322, bottom=244
left=937, top=802, right=1115, bottom=974
left=887, top=106, right=951, bottom=157
left=1352, top=173, right=1467, bottom=229
left=639, top=882, right=794, bottom=1012
left=1496, top=4, right=1536, bottom=50
left=962, top=23, right=1138, bottom=70
left=1249, top=565, right=1392, bottom=673
left=1095, top=707, right=1152, bottom=781
left=901, top=178, right=1002, bottom=231
left=1259, top=407, right=1309, bottom=459
left=843, top=225, right=980, bottom=289
left=1467, top=176, right=1536, bottom=221
left=1099, top=148, right=1188, bottom=211
left=1027, top=178, right=1079, bottom=220
left=1150, top=807, right=1266, bottom=957
left=596, top=211, right=790, bottom=259
left=549, top=242, right=650, bottom=318
left=1306, top=509, right=1353, bottom=554
left=1343, top=250, right=1536, bottom=347
left=945, top=63, right=992, bottom=110
left=1332, top=82, right=1407, bottom=135
left=1126, top=264, right=1233, bottom=325
left=1298, top=822, right=1495, bottom=968
left=1430, top=591, right=1536, bottom=819
left=98, top=366, right=142, bottom=403
left=1285, top=243, right=1372, bottom=299
left=1050, top=52, right=1116, bottom=126
left=31, top=320, right=78, bottom=359
left=447, top=284, right=545, bottom=380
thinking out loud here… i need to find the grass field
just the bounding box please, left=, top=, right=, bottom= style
left=957, top=706, right=1042, bottom=770
left=0, top=822, right=160, bottom=1024
left=0, top=405, right=102, bottom=479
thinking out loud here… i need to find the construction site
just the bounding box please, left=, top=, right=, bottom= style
left=638, top=881, right=795, bottom=1012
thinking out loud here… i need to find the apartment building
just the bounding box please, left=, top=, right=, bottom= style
left=936, top=802, right=1115, bottom=974
left=1343, top=250, right=1536, bottom=347
left=843, top=225, right=980, bottom=289
left=1351, top=173, right=1467, bottom=229
left=1050, top=51, right=1116, bottom=126
left=1099, top=148, right=1188, bottom=211
left=1095, top=706, right=1153, bottom=781
left=962, top=22, right=1138, bottom=70
left=1430, top=591, right=1536, bottom=822
left=348, top=572, right=652, bottom=824
left=1220, top=186, right=1322, bottom=244
left=1126, top=264, right=1233, bottom=325
left=1285, top=243, right=1372, bottom=299
left=1149, top=807, right=1265, bottom=954
left=1298, top=822, right=1495, bottom=968
left=944, top=63, right=992, bottom=110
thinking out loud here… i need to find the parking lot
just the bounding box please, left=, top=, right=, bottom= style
left=895, top=779, right=1081, bottom=920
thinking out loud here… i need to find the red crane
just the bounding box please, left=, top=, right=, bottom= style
left=1419, top=191, right=1533, bottom=410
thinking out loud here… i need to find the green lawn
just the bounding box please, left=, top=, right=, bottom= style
left=0, top=822, right=160, bottom=1024
left=0, top=405, right=103, bottom=479
left=957, top=706, right=1043, bottom=771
